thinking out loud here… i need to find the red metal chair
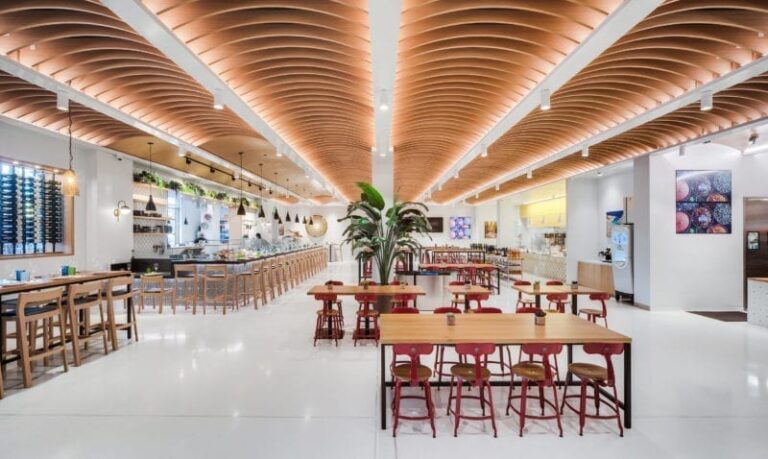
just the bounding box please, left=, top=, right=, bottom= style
left=478, top=266, right=496, bottom=290
left=313, top=293, right=342, bottom=346
left=464, top=292, right=489, bottom=312
left=560, top=343, right=624, bottom=437
left=458, top=266, right=478, bottom=285
left=469, top=307, right=512, bottom=378
left=507, top=343, right=564, bottom=437
left=546, top=293, right=569, bottom=313
left=449, top=280, right=465, bottom=308
left=546, top=280, right=564, bottom=286
left=432, top=307, right=463, bottom=388
left=391, top=343, right=436, bottom=438
left=352, top=293, right=379, bottom=346
left=447, top=343, right=498, bottom=437
left=392, top=293, right=417, bottom=309
left=513, top=280, right=537, bottom=309
left=471, top=307, right=503, bottom=314
left=578, top=293, right=610, bottom=327
left=391, top=306, right=420, bottom=314
left=515, top=306, right=539, bottom=314
left=514, top=307, right=561, bottom=382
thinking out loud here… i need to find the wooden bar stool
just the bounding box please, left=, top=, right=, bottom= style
left=507, top=343, right=564, bottom=437
left=67, top=281, right=109, bottom=366
left=105, top=276, right=138, bottom=351
left=273, top=258, right=285, bottom=297
left=3, top=288, right=68, bottom=388
left=447, top=343, right=498, bottom=437
left=139, top=274, right=172, bottom=314
left=172, top=264, right=198, bottom=314
left=202, top=265, right=231, bottom=315
left=391, top=343, right=436, bottom=438
left=237, top=263, right=264, bottom=309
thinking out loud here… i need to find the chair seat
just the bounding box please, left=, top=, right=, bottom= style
left=392, top=363, right=432, bottom=381
left=510, top=362, right=546, bottom=381
left=1, top=304, right=59, bottom=317
left=568, top=362, right=608, bottom=381
left=519, top=299, right=536, bottom=305
left=317, top=309, right=340, bottom=317
left=579, top=308, right=604, bottom=317
left=356, top=309, right=379, bottom=317
left=449, top=363, right=491, bottom=380
left=142, top=288, right=167, bottom=294
left=72, top=294, right=101, bottom=305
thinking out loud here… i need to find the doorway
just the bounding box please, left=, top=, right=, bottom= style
left=744, top=197, right=768, bottom=309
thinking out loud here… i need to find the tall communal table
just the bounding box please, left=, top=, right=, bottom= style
left=306, top=285, right=426, bottom=339
left=0, top=271, right=134, bottom=365
left=511, top=283, right=606, bottom=314
left=445, top=284, right=492, bottom=312
left=378, top=313, right=632, bottom=430
left=420, top=263, right=501, bottom=294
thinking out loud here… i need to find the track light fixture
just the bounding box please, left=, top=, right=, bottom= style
left=378, top=89, right=389, bottom=111
left=213, top=88, right=224, bottom=110
left=56, top=91, right=69, bottom=112
left=209, top=166, right=215, bottom=174
left=748, top=132, right=759, bottom=145
left=526, top=168, right=533, bottom=179
left=177, top=146, right=186, bottom=157
left=582, top=145, right=589, bottom=158
left=185, top=157, right=192, bottom=166
left=700, top=90, right=713, bottom=111
left=540, top=88, right=551, bottom=111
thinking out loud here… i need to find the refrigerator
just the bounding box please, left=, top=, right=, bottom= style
left=610, top=224, right=634, bottom=300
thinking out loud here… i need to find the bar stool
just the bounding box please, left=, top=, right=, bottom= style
left=313, top=293, right=343, bottom=346
left=432, top=307, right=462, bottom=388
left=172, top=264, right=198, bottom=314
left=507, top=343, right=564, bottom=437
left=3, top=288, right=68, bottom=388
left=514, top=280, right=537, bottom=309
left=391, top=343, right=436, bottom=438
left=514, top=307, right=561, bottom=382
left=579, top=293, right=610, bottom=327
left=326, top=280, right=345, bottom=327
left=561, top=343, right=624, bottom=436
left=352, top=293, right=379, bottom=346
left=67, top=281, right=109, bottom=366
left=105, top=276, right=138, bottom=350
left=261, top=262, right=276, bottom=303
left=139, top=274, right=172, bottom=314
left=234, top=263, right=254, bottom=309
left=273, top=258, right=285, bottom=297
left=447, top=343, right=498, bottom=437
left=244, top=263, right=266, bottom=309
left=283, top=256, right=294, bottom=291
left=202, top=265, right=231, bottom=315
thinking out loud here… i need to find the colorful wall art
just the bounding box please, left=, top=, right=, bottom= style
left=675, top=170, right=731, bottom=234
left=449, top=216, right=471, bottom=240
left=484, top=220, right=497, bottom=238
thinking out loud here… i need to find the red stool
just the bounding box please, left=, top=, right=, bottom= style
left=352, top=293, right=379, bottom=345
left=326, top=280, right=345, bottom=327
left=507, top=343, right=564, bottom=437
left=514, top=307, right=561, bottom=383
left=546, top=280, right=564, bottom=286
left=514, top=280, right=537, bottom=309
left=579, top=293, right=610, bottom=327
left=432, top=307, right=462, bottom=388
left=362, top=260, right=373, bottom=279
left=560, top=343, right=624, bottom=437
left=313, top=293, right=343, bottom=346
left=478, top=266, right=496, bottom=290
left=391, top=343, right=436, bottom=438
left=447, top=343, right=498, bottom=437
left=547, top=293, right=569, bottom=313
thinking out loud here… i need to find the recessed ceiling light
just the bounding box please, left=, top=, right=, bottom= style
left=454, top=171, right=459, bottom=179
left=495, top=183, right=500, bottom=191
left=29, top=43, right=36, bottom=51
left=177, top=146, right=185, bottom=157
left=526, top=169, right=533, bottom=179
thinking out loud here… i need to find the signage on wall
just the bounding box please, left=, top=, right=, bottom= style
left=675, top=170, right=732, bottom=234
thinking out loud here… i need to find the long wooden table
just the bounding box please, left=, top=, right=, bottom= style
left=510, top=283, right=606, bottom=314
left=445, top=284, right=492, bottom=311
left=378, top=313, right=632, bottom=430
left=0, top=271, right=135, bottom=364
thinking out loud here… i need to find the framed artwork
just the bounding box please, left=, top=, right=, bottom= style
left=747, top=231, right=760, bottom=250
left=449, top=216, right=471, bottom=240
left=675, top=170, right=731, bottom=234
left=426, top=217, right=444, bottom=233
left=484, top=220, right=497, bottom=238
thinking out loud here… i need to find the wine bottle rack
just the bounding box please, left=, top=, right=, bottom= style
left=0, top=162, right=64, bottom=256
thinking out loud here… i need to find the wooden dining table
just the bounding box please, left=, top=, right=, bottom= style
left=378, top=313, right=632, bottom=430
left=445, top=284, right=492, bottom=311
left=511, top=283, right=607, bottom=314
left=0, top=271, right=134, bottom=365
left=421, top=263, right=501, bottom=293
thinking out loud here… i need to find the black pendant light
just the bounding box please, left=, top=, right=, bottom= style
left=302, top=216, right=307, bottom=224
left=236, top=151, right=246, bottom=216
left=257, top=163, right=266, bottom=220
left=272, top=207, right=279, bottom=221
left=183, top=217, right=189, bottom=225
left=309, top=215, right=314, bottom=225
left=285, top=210, right=291, bottom=222
left=145, top=142, right=157, bottom=212
left=294, top=213, right=299, bottom=224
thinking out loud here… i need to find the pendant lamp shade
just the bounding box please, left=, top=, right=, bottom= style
left=258, top=205, right=266, bottom=219
left=237, top=200, right=246, bottom=216
left=285, top=210, right=291, bottom=222
left=294, top=214, right=299, bottom=223
left=309, top=215, right=314, bottom=225
left=302, top=216, right=307, bottom=224
left=145, top=194, right=157, bottom=212
left=257, top=163, right=266, bottom=222
left=62, top=109, right=79, bottom=196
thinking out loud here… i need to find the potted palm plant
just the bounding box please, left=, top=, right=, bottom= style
left=339, top=182, right=431, bottom=309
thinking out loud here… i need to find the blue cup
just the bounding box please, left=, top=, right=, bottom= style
left=61, top=266, right=69, bottom=276
left=15, top=270, right=26, bottom=281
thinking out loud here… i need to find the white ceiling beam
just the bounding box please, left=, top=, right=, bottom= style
left=0, top=55, right=304, bottom=202
left=426, top=0, right=664, bottom=198
left=100, top=0, right=337, bottom=199
left=453, top=54, right=768, bottom=205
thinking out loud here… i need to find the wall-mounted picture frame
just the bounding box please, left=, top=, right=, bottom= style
left=747, top=231, right=760, bottom=250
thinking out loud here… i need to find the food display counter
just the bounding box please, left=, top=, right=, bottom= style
left=521, top=253, right=566, bottom=281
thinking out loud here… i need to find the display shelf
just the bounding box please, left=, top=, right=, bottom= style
left=133, top=216, right=174, bottom=221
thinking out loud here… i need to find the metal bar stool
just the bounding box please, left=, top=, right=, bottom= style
left=447, top=343, right=498, bottom=437
left=507, top=343, right=564, bottom=437
left=391, top=343, right=436, bottom=438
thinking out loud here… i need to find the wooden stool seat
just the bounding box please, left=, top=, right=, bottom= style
left=511, top=362, right=547, bottom=381
left=578, top=308, right=603, bottom=317
left=356, top=309, right=379, bottom=318
left=567, top=362, right=608, bottom=381
left=316, top=309, right=340, bottom=317
left=449, top=363, right=491, bottom=380
left=392, top=363, right=432, bottom=382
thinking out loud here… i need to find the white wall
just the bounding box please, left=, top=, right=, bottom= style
left=633, top=156, right=652, bottom=307
left=565, top=177, right=601, bottom=282
left=0, top=118, right=133, bottom=275
left=475, top=201, right=499, bottom=245
left=498, top=197, right=522, bottom=248
left=645, top=143, right=768, bottom=311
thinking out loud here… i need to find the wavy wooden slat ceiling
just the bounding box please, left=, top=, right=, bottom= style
left=392, top=0, right=624, bottom=201
left=0, top=0, right=327, bottom=200
left=142, top=0, right=373, bottom=201
left=469, top=71, right=768, bottom=204
left=434, top=0, right=768, bottom=204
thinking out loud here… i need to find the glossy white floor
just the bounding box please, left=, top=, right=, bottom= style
left=2, top=262, right=768, bottom=458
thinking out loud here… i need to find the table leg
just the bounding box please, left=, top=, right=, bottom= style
left=624, top=342, right=632, bottom=428
left=571, top=293, right=578, bottom=315
left=464, top=296, right=470, bottom=312
left=326, top=300, right=333, bottom=335
left=535, top=294, right=541, bottom=309
left=126, top=283, right=133, bottom=339
left=380, top=344, right=387, bottom=430
left=496, top=269, right=500, bottom=294
left=567, top=343, right=573, bottom=365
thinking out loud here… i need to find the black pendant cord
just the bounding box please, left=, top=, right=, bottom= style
left=68, top=109, right=73, bottom=170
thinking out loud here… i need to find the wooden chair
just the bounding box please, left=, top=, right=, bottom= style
left=105, top=276, right=138, bottom=351
left=172, top=264, right=198, bottom=314
left=202, top=265, right=231, bottom=314
left=67, top=281, right=109, bottom=366
left=139, top=274, right=172, bottom=314
left=5, top=288, right=68, bottom=388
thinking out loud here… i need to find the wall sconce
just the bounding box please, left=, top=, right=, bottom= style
left=113, top=200, right=131, bottom=221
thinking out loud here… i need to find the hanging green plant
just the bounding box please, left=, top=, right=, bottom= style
left=167, top=180, right=182, bottom=191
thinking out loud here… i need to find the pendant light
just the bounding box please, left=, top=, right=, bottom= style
left=294, top=212, right=299, bottom=224
left=145, top=142, right=157, bottom=212
left=61, top=108, right=79, bottom=196
left=302, top=216, right=307, bottom=224
left=236, top=151, right=246, bottom=216
left=309, top=215, right=314, bottom=225
left=257, top=163, right=266, bottom=220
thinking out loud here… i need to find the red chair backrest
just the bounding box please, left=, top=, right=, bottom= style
left=389, top=280, right=400, bottom=285
left=520, top=343, right=563, bottom=384
left=354, top=293, right=377, bottom=303
left=449, top=280, right=464, bottom=286
left=466, top=293, right=490, bottom=301
left=455, top=343, right=496, bottom=386
left=546, top=280, right=563, bottom=286
left=314, top=293, right=338, bottom=302
left=583, top=343, right=623, bottom=385
left=589, top=293, right=611, bottom=301
left=515, top=306, right=538, bottom=314
left=473, top=307, right=502, bottom=314
left=391, top=307, right=420, bottom=314
left=433, top=307, right=462, bottom=314
left=393, top=343, right=434, bottom=386
left=394, top=293, right=417, bottom=303
left=546, top=293, right=569, bottom=302
left=326, top=280, right=344, bottom=286
left=514, top=280, right=531, bottom=286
